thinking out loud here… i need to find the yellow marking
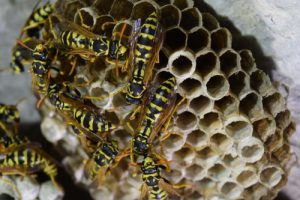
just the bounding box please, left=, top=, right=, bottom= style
left=14, top=151, right=19, bottom=165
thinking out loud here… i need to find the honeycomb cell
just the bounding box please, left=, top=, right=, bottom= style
left=265, top=129, right=284, bottom=153
left=131, top=1, right=156, bottom=21
left=225, top=119, right=253, bottom=140
left=259, top=165, right=284, bottom=188
left=238, top=137, right=264, bottom=163
left=211, top=28, right=232, bottom=53
left=154, top=70, right=175, bottom=86
left=195, top=51, right=218, bottom=79
left=240, top=92, right=264, bottom=121
left=160, top=5, right=180, bottom=29
left=93, top=15, right=114, bottom=35
left=228, top=71, right=250, bottom=99
left=176, top=111, right=197, bottom=130
left=63, top=1, right=86, bottom=20
left=74, top=9, right=94, bottom=29
left=220, top=50, right=240, bottom=77
left=93, top=0, right=114, bottom=15
left=263, top=92, right=285, bottom=116
left=202, top=13, right=219, bottom=31
left=154, top=0, right=170, bottom=7
left=110, top=0, right=133, bottom=20
left=199, top=112, right=222, bottom=132
left=244, top=183, right=268, bottom=200
left=187, top=28, right=209, bottom=53
left=186, top=190, right=203, bottom=200
left=275, top=110, right=292, bottom=130
left=222, top=154, right=245, bottom=170
left=186, top=129, right=207, bottom=150
left=205, top=74, right=229, bottom=100
left=113, top=129, right=131, bottom=149
left=210, top=133, right=233, bottom=153
left=88, top=85, right=110, bottom=107
left=208, top=163, right=230, bottom=181
left=164, top=28, right=186, bottom=52
left=273, top=143, right=291, bottom=166
left=185, top=164, right=205, bottom=181
left=160, top=132, right=185, bottom=152
left=154, top=50, right=168, bottom=70
left=220, top=181, right=243, bottom=199
left=162, top=169, right=182, bottom=184
left=250, top=70, right=275, bottom=97
left=239, top=50, right=256, bottom=74
left=253, top=117, right=276, bottom=142
left=189, top=95, right=213, bottom=117
left=173, top=146, right=195, bottom=165
left=284, top=122, right=296, bottom=138
left=196, top=146, right=218, bottom=166
left=173, top=0, right=193, bottom=10
left=236, top=167, right=258, bottom=187
left=180, top=8, right=201, bottom=32
left=198, top=177, right=217, bottom=192
left=214, top=94, right=238, bottom=116
left=178, top=78, right=202, bottom=98
left=169, top=51, right=195, bottom=79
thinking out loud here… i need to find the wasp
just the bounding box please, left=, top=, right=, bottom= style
left=125, top=12, right=163, bottom=105
left=20, top=1, right=54, bottom=39
left=139, top=155, right=180, bottom=200
left=0, top=144, right=62, bottom=191
left=131, top=77, right=178, bottom=160
left=0, top=130, right=29, bottom=153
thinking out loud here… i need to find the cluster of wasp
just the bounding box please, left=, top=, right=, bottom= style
left=0, top=1, right=193, bottom=199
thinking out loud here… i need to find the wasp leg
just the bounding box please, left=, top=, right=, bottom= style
left=129, top=105, right=141, bottom=120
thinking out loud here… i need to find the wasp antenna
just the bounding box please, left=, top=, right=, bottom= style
left=16, top=39, right=34, bottom=51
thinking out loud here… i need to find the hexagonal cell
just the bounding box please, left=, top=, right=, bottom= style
left=154, top=50, right=168, bottom=70
left=239, top=50, right=256, bottom=74
left=211, top=28, right=232, bottom=52
left=198, top=177, right=216, bottom=191
left=253, top=118, right=276, bottom=142
left=173, top=0, right=193, bottom=10
left=208, top=163, right=230, bottom=181
left=196, top=146, right=218, bottom=165
left=263, top=92, right=285, bottom=116
left=113, top=129, right=131, bottom=149
left=284, top=121, right=296, bottom=138
left=210, top=133, right=233, bottom=153
left=173, top=146, right=195, bottom=165
left=214, top=94, right=238, bottom=116
left=160, top=5, right=180, bottom=29
left=265, top=129, right=284, bottom=153
left=250, top=70, right=275, bottom=97
left=260, top=165, right=284, bottom=188
left=160, top=132, right=185, bottom=152
left=64, top=1, right=86, bottom=20
left=93, top=15, right=114, bottom=35
left=169, top=51, right=195, bottom=78
left=228, top=71, right=250, bottom=99
left=244, top=183, right=268, bottom=200
left=153, top=70, right=174, bottom=84
left=88, top=85, right=110, bottom=107
left=202, top=12, right=219, bottom=31
left=131, top=1, right=156, bottom=21
left=220, top=181, right=243, bottom=199
left=222, top=154, right=245, bottom=169
left=164, top=28, right=186, bottom=52
left=74, top=9, right=94, bottom=29
left=275, top=110, right=291, bottom=130
left=162, top=169, right=182, bottom=184
left=176, top=111, right=197, bottom=130
left=220, top=50, right=240, bottom=77
left=189, top=95, right=212, bottom=117
left=240, top=92, right=264, bottom=121
left=237, top=137, right=264, bottom=163
left=93, top=0, right=114, bottom=15
left=186, top=190, right=202, bottom=200
left=187, top=28, right=209, bottom=53
left=236, top=167, right=258, bottom=188
left=205, top=74, right=229, bottom=100
left=195, top=52, right=218, bottom=79
left=199, top=112, right=222, bottom=132
left=225, top=120, right=253, bottom=141
left=110, top=0, right=133, bottom=20
left=186, top=129, right=207, bottom=149
left=185, top=164, right=205, bottom=181
left=154, top=0, right=170, bottom=7
left=180, top=8, right=201, bottom=32
left=178, top=78, right=202, bottom=98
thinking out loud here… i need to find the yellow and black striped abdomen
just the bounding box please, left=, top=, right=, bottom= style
left=27, top=3, right=54, bottom=27
left=60, top=30, right=91, bottom=50
left=72, top=108, right=116, bottom=134
left=149, top=186, right=168, bottom=200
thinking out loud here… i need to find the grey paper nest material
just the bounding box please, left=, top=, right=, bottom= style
left=34, top=0, right=296, bottom=199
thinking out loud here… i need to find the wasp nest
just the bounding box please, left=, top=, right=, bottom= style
left=34, top=0, right=296, bottom=200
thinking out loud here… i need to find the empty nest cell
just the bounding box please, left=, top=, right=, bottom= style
left=195, top=51, right=218, bottom=79
left=176, top=111, right=197, bottom=130
left=196, top=146, right=219, bottom=166
left=253, top=117, right=276, bottom=142
left=225, top=119, right=253, bottom=140
left=110, top=0, right=133, bottom=20
left=208, top=163, right=230, bottom=181
left=263, top=92, right=286, bottom=116
left=178, top=78, right=202, bottom=98
left=250, top=70, right=274, bottom=97
left=259, top=165, right=284, bottom=188
left=180, top=8, right=201, bottom=32
left=205, top=74, right=229, bottom=100
left=239, top=50, right=256, bottom=74
left=236, top=167, right=258, bottom=188
left=173, top=0, right=192, bottom=10
left=275, top=110, right=292, bottom=130
left=185, top=164, right=205, bottom=181
left=169, top=51, right=195, bottom=78
left=201, top=12, right=219, bottom=31
left=154, top=70, right=174, bottom=84
left=93, top=0, right=114, bottom=15
left=62, top=1, right=86, bottom=20
left=237, top=137, right=264, bottom=163
left=199, top=112, right=222, bottom=132
left=160, top=132, right=185, bottom=152
left=189, top=95, right=212, bottom=116
left=214, top=94, right=238, bottom=116
left=220, top=50, right=240, bottom=77
left=131, top=1, right=156, bottom=20
left=222, top=154, right=245, bottom=170
left=88, top=86, right=110, bottom=107
left=198, top=177, right=216, bottom=192
left=187, top=28, right=209, bottom=53
left=228, top=71, right=250, bottom=99
left=210, top=133, right=233, bottom=153
left=154, top=0, right=170, bottom=7
left=173, top=146, right=195, bottom=165
left=92, top=15, right=114, bottom=35
left=164, top=28, right=187, bottom=52
left=160, top=5, right=180, bottom=29
left=220, top=181, right=243, bottom=199
left=240, top=92, right=264, bottom=121
left=74, top=9, right=94, bottom=29
left=162, top=169, right=183, bottom=184
left=186, top=129, right=207, bottom=150
left=211, top=28, right=232, bottom=53
left=273, top=143, right=292, bottom=166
